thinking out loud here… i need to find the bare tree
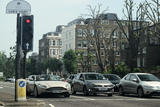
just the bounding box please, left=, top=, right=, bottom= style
left=80, top=5, right=120, bottom=73
left=143, top=0, right=160, bottom=38
left=115, top=0, right=148, bottom=71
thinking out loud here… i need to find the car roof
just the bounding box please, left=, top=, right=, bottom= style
left=78, top=72, right=101, bottom=74
left=103, top=74, right=119, bottom=76
left=129, top=73, right=152, bottom=75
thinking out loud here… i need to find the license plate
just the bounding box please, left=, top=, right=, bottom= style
left=100, top=87, right=107, bottom=91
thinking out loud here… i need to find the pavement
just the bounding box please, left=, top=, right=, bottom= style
left=0, top=92, right=45, bottom=107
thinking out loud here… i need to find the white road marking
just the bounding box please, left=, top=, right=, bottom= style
left=49, top=104, right=55, bottom=107
left=0, top=87, right=3, bottom=89
left=71, top=95, right=95, bottom=100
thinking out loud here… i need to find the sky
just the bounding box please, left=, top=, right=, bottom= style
left=0, top=0, right=145, bottom=56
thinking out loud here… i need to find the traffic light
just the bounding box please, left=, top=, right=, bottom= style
left=22, top=15, right=34, bottom=51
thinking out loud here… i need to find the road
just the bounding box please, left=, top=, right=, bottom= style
left=0, top=82, right=160, bottom=107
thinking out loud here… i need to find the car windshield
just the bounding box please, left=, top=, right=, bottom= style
left=138, top=74, right=160, bottom=81
left=39, top=75, right=61, bottom=81
left=84, top=74, right=106, bottom=80
left=104, top=75, right=120, bottom=81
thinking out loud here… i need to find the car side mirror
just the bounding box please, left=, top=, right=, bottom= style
left=132, top=78, right=138, bottom=82
left=32, top=76, right=36, bottom=81
left=80, top=77, right=84, bottom=81
left=29, top=78, right=33, bottom=81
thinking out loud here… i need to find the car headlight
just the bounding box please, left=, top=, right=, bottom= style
left=65, top=84, right=71, bottom=89
left=143, top=85, right=154, bottom=89
left=38, top=84, right=47, bottom=89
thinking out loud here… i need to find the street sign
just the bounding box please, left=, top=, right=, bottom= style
left=17, top=79, right=26, bottom=101
left=6, top=0, right=31, bottom=14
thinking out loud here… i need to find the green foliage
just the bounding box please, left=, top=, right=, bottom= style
left=0, top=77, right=4, bottom=81
left=0, top=51, right=15, bottom=78
left=114, top=63, right=130, bottom=78
left=103, top=65, right=112, bottom=74
left=133, top=67, right=142, bottom=73
left=63, top=49, right=77, bottom=74
left=46, top=58, right=63, bottom=73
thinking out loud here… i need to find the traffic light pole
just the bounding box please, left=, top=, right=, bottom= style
left=23, top=51, right=27, bottom=79
left=15, top=13, right=21, bottom=101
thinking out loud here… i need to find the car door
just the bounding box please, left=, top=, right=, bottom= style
left=128, top=74, right=139, bottom=94
left=122, top=74, right=131, bottom=92
left=78, top=74, right=85, bottom=92
left=29, top=75, right=36, bottom=92
left=72, top=74, right=80, bottom=92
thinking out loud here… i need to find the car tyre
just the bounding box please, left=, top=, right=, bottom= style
left=71, top=86, right=76, bottom=95
left=137, top=87, right=144, bottom=98
left=83, top=86, right=89, bottom=96
left=64, top=92, right=70, bottom=98
left=119, top=86, right=125, bottom=96
left=107, top=93, right=113, bottom=97
left=34, top=86, right=39, bottom=97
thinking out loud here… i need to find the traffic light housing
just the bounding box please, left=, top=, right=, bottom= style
left=22, top=15, right=34, bottom=51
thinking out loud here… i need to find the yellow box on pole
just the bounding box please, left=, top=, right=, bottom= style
left=16, top=79, right=26, bottom=101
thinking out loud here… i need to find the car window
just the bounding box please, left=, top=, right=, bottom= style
left=138, top=74, right=159, bottom=81
left=124, top=74, right=130, bottom=80
left=84, top=74, right=105, bottom=80
left=104, top=75, right=120, bottom=80
left=79, top=74, right=84, bottom=80
left=42, top=75, right=61, bottom=81
left=75, top=74, right=80, bottom=80
left=129, top=75, right=137, bottom=81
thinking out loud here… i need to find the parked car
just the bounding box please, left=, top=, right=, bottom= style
left=103, top=74, right=121, bottom=91
left=5, top=77, right=15, bottom=83
left=66, top=74, right=76, bottom=85
left=118, top=73, right=160, bottom=97
left=26, top=75, right=71, bottom=97
left=71, top=72, right=114, bottom=96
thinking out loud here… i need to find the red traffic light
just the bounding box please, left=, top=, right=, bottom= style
left=26, top=19, right=31, bottom=23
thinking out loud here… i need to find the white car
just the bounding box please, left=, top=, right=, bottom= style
left=26, top=75, right=71, bottom=97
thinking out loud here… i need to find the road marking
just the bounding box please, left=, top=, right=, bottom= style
left=0, top=87, right=3, bottom=89
left=71, top=95, right=95, bottom=100
left=49, top=104, right=55, bottom=107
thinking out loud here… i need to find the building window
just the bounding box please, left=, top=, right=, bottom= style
left=142, top=57, right=145, bottom=67
left=114, top=21, right=117, bottom=25
left=116, top=51, right=120, bottom=56
left=106, top=20, right=109, bottom=25
left=142, top=47, right=146, bottom=54
left=77, top=29, right=82, bottom=36
left=41, top=42, right=44, bottom=47
left=90, top=29, right=94, bottom=36
left=137, top=57, right=140, bottom=67
left=113, top=41, right=117, bottom=48
left=69, top=43, right=71, bottom=49
left=52, top=40, right=55, bottom=46
left=53, top=49, right=56, bottom=55
left=59, top=40, right=62, bottom=45
left=83, top=40, right=87, bottom=48
left=77, top=40, right=82, bottom=48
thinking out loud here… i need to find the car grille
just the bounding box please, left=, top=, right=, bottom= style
left=94, top=85, right=113, bottom=87
left=104, top=85, right=114, bottom=87
left=46, top=87, right=67, bottom=91
left=95, top=85, right=103, bottom=87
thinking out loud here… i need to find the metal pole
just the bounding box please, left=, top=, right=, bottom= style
left=15, top=13, right=21, bottom=101
left=23, top=51, right=27, bottom=79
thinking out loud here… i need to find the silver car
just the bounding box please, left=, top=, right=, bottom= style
left=71, top=72, right=114, bottom=96
left=119, top=73, right=160, bottom=97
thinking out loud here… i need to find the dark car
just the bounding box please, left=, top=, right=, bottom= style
left=66, top=74, right=76, bottom=85
left=103, top=74, right=121, bottom=91
left=118, top=73, right=160, bottom=97
left=71, top=72, right=114, bottom=96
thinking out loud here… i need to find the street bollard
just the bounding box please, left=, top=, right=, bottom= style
left=16, top=79, right=26, bottom=101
